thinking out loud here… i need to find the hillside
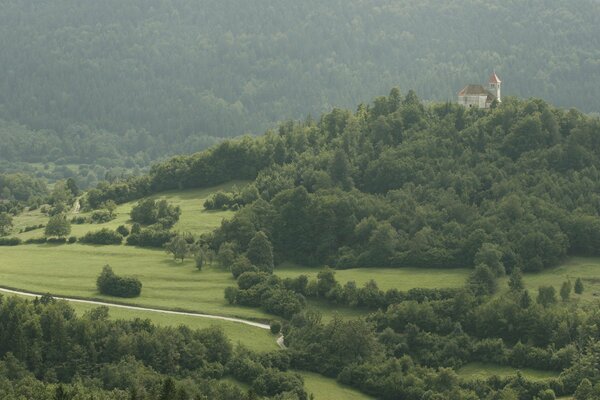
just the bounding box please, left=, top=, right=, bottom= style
left=89, top=92, right=600, bottom=274
left=1, top=0, right=599, bottom=171
left=3, top=90, right=600, bottom=398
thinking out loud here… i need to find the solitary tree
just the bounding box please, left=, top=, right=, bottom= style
left=508, top=267, right=524, bottom=292
left=246, top=231, right=274, bottom=273
left=560, top=280, right=572, bottom=302
left=519, top=290, right=532, bottom=309
left=165, top=235, right=190, bottom=262
left=45, top=214, right=71, bottom=238
left=475, top=243, right=505, bottom=276
left=0, top=212, right=13, bottom=236
left=575, top=278, right=584, bottom=295
left=468, top=265, right=498, bottom=296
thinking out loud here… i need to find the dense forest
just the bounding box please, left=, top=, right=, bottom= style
left=88, top=91, right=600, bottom=274
left=1, top=0, right=599, bottom=171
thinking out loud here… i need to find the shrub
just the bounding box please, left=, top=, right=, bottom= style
left=67, top=236, right=77, bottom=244
left=80, top=229, right=123, bottom=245
left=25, top=237, right=47, bottom=244
left=46, top=237, right=67, bottom=244
left=90, top=210, right=115, bottom=223
left=70, top=216, right=87, bottom=224
left=96, top=265, right=142, bottom=298
left=116, top=225, right=130, bottom=237
left=270, top=321, right=282, bottom=335
left=126, top=228, right=174, bottom=248
left=0, top=237, right=21, bottom=246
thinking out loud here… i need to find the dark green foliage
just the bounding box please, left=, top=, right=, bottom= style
left=575, top=278, right=584, bottom=295
left=79, top=229, right=123, bottom=245
left=0, top=212, right=13, bottom=236
left=560, top=281, right=572, bottom=302
left=204, top=185, right=260, bottom=211
left=90, top=209, right=115, bottom=223
left=45, top=214, right=71, bottom=238
left=537, top=286, right=557, bottom=308
left=116, top=225, right=130, bottom=237
left=96, top=265, right=142, bottom=298
left=130, top=199, right=180, bottom=228
left=226, top=272, right=305, bottom=319
left=509, top=267, right=525, bottom=292
left=468, top=265, right=498, bottom=296
left=270, top=321, right=282, bottom=335
left=0, top=295, right=274, bottom=399
left=246, top=231, right=274, bottom=273
left=1, top=1, right=599, bottom=173
left=0, top=237, right=21, bottom=246
left=126, top=228, right=174, bottom=248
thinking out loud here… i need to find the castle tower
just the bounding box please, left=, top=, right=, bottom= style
left=489, top=71, right=501, bottom=102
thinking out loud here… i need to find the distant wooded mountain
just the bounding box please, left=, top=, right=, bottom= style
left=1, top=0, right=598, bottom=166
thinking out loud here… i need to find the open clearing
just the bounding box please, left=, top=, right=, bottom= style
left=11, top=181, right=243, bottom=240
left=457, top=362, right=560, bottom=381
left=277, top=263, right=471, bottom=291
left=298, top=371, right=374, bottom=400
left=0, top=244, right=273, bottom=320
left=221, top=372, right=372, bottom=400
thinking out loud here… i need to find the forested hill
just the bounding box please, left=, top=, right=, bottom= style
left=1, top=0, right=600, bottom=166
left=89, top=91, right=600, bottom=273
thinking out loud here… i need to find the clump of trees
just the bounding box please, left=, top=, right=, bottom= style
left=96, top=265, right=142, bottom=297
left=130, top=199, right=181, bottom=228
left=0, top=295, right=307, bottom=399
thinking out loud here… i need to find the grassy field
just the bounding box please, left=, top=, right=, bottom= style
left=298, top=371, right=373, bottom=400
left=0, top=244, right=273, bottom=320
left=457, top=362, right=559, bottom=381
left=277, top=263, right=471, bottom=291
left=11, top=181, right=243, bottom=240
left=220, top=372, right=372, bottom=400
left=516, top=257, right=600, bottom=302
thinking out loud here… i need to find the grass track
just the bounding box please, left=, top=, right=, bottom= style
left=457, top=362, right=559, bottom=381
left=278, top=263, right=471, bottom=291
left=298, top=371, right=373, bottom=400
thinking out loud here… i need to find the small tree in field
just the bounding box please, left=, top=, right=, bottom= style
left=165, top=234, right=190, bottom=262
left=575, top=278, right=584, bottom=295
left=45, top=214, right=71, bottom=238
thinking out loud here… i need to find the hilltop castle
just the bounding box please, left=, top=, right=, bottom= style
left=458, top=72, right=501, bottom=109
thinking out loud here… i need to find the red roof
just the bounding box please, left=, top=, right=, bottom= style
left=489, top=72, right=501, bottom=84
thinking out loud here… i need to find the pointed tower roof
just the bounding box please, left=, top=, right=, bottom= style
left=489, top=71, right=501, bottom=84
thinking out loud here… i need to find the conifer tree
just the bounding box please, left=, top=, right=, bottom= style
left=246, top=231, right=274, bottom=273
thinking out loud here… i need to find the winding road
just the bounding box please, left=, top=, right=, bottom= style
left=0, top=286, right=276, bottom=331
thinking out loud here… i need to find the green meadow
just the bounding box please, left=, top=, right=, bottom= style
left=220, top=372, right=372, bottom=400
left=11, top=181, right=243, bottom=240
left=457, top=362, right=560, bottom=381
left=0, top=244, right=272, bottom=320
left=277, top=263, right=471, bottom=291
